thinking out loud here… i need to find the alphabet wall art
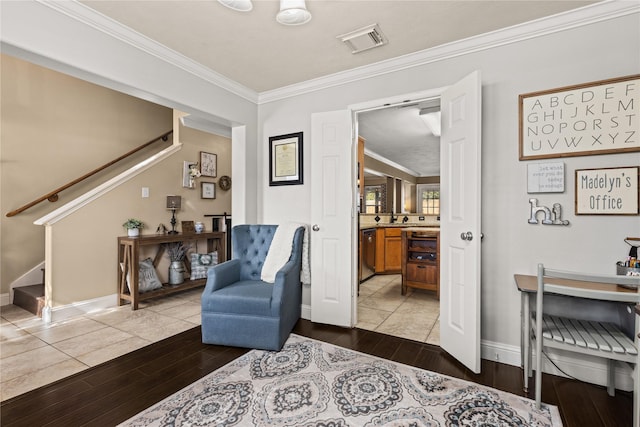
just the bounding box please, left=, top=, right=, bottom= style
left=519, top=75, right=639, bottom=160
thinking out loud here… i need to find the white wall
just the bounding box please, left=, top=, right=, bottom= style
left=258, top=13, right=640, bottom=349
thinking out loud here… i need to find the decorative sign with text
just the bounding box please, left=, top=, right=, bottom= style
left=527, top=162, right=564, bottom=193
left=519, top=75, right=639, bottom=160
left=575, top=167, right=639, bottom=215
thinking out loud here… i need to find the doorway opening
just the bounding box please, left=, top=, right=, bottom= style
left=354, top=95, right=442, bottom=346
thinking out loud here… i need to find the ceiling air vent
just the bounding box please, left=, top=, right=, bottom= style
left=337, top=23, right=388, bottom=54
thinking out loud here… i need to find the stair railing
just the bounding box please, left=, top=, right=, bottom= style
left=6, top=130, right=173, bottom=217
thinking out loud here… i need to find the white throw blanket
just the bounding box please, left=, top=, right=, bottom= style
left=261, top=223, right=310, bottom=285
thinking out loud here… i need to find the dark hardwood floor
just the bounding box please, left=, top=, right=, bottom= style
left=1, top=320, right=632, bottom=426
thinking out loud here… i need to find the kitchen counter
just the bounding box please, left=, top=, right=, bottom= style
left=360, top=224, right=440, bottom=229
left=401, top=227, right=440, bottom=236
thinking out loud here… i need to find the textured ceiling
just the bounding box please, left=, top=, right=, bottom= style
left=81, top=0, right=595, bottom=93
left=79, top=0, right=597, bottom=178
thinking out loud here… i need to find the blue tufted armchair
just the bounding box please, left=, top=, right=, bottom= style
left=201, top=224, right=304, bottom=351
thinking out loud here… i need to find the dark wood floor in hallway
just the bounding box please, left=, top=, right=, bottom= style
left=1, top=319, right=633, bottom=426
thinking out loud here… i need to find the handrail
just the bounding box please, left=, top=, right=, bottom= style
left=6, top=130, right=173, bottom=217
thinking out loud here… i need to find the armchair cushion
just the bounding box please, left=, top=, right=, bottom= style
left=201, top=280, right=273, bottom=317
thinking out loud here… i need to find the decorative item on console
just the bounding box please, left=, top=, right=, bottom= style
left=122, top=218, right=144, bottom=237
left=165, top=242, right=190, bottom=285
left=166, top=195, right=182, bottom=234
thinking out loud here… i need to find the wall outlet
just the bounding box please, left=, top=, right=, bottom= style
left=142, top=187, right=150, bottom=198
left=418, top=216, right=425, bottom=221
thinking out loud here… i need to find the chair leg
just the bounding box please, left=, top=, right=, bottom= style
left=606, top=359, right=615, bottom=397
left=535, top=343, right=543, bottom=409
left=633, top=362, right=639, bottom=427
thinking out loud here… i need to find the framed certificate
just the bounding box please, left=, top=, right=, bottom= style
left=269, top=132, right=303, bottom=186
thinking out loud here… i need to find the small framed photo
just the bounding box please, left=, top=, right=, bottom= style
left=181, top=221, right=195, bottom=234
left=201, top=182, right=216, bottom=199
left=269, top=132, right=303, bottom=186
left=183, top=161, right=197, bottom=188
left=200, top=151, right=217, bottom=177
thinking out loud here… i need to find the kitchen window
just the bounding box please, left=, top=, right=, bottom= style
left=417, top=184, right=440, bottom=215
left=364, top=184, right=386, bottom=213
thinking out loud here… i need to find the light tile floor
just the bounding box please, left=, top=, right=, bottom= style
left=0, top=288, right=203, bottom=401
left=356, top=274, right=440, bottom=345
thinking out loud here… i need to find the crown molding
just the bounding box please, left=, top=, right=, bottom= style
left=32, top=0, right=639, bottom=106
left=258, top=1, right=640, bottom=104
left=38, top=0, right=259, bottom=104
left=365, top=149, right=419, bottom=177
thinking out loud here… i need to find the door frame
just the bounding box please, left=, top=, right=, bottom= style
left=349, top=86, right=448, bottom=327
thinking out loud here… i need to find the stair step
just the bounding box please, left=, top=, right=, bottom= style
left=13, top=284, right=45, bottom=317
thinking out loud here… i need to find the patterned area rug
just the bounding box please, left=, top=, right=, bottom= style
left=120, top=334, right=562, bottom=426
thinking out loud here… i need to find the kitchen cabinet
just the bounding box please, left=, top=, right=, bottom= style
left=401, top=229, right=439, bottom=297
left=375, top=227, right=402, bottom=274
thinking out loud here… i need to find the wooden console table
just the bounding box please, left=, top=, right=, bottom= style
left=118, top=232, right=225, bottom=310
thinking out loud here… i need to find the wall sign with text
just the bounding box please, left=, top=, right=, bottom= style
left=527, top=162, right=564, bottom=193
left=519, top=75, right=639, bottom=160
left=575, top=167, right=639, bottom=215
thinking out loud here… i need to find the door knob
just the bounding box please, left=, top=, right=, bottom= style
left=460, top=231, right=473, bottom=241
left=312, top=224, right=320, bottom=231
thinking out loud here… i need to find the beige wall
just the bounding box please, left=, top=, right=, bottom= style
left=0, top=55, right=231, bottom=303
left=51, top=124, right=231, bottom=306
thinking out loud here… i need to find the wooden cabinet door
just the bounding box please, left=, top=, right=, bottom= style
left=384, top=236, right=402, bottom=272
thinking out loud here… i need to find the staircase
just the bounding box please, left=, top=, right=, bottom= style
left=13, top=284, right=45, bottom=317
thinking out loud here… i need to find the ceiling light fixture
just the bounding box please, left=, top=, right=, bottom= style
left=217, top=0, right=253, bottom=12
left=276, top=0, right=312, bottom=25
left=419, top=107, right=441, bottom=137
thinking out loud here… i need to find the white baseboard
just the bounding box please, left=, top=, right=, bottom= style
left=301, top=304, right=311, bottom=320
left=0, top=293, right=11, bottom=306
left=47, top=293, right=118, bottom=323
left=481, top=339, right=521, bottom=367
left=533, top=347, right=633, bottom=392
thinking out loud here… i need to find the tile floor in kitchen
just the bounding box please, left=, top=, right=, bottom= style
left=356, top=274, right=441, bottom=345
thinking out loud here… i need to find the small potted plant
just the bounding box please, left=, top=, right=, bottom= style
left=123, top=218, right=144, bottom=237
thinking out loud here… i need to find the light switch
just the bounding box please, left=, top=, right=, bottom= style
left=142, top=187, right=150, bottom=198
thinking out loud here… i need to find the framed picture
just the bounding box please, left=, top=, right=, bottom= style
left=575, top=166, right=639, bottom=215
left=269, top=132, right=303, bottom=186
left=519, top=74, right=640, bottom=160
left=200, top=151, right=217, bottom=177
left=181, top=221, right=195, bottom=234
left=201, top=182, right=216, bottom=199
left=183, top=161, right=198, bottom=188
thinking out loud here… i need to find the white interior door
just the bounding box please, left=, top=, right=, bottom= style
left=439, top=70, right=482, bottom=373
left=310, top=110, right=354, bottom=327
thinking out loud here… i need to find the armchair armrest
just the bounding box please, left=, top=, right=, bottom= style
left=270, top=258, right=302, bottom=315
left=203, top=259, right=241, bottom=294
